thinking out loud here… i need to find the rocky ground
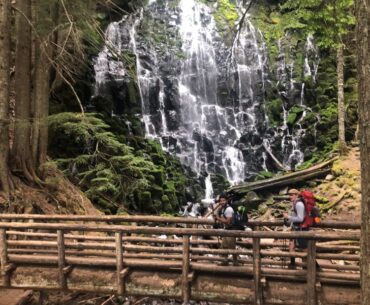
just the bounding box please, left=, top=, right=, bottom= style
left=254, top=146, right=361, bottom=224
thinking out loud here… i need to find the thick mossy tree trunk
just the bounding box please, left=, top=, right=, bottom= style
left=32, top=1, right=59, bottom=167
left=0, top=0, right=11, bottom=194
left=357, top=0, right=370, bottom=303
left=337, top=42, right=348, bottom=155
left=32, top=42, right=50, bottom=167
left=12, top=0, right=34, bottom=181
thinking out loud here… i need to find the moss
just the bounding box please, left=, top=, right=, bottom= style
left=266, top=98, right=283, bottom=125
left=214, top=0, right=238, bottom=28
left=258, top=171, right=273, bottom=179
left=164, top=181, right=176, bottom=192
left=151, top=169, right=165, bottom=185
left=139, top=191, right=152, bottom=209
left=332, top=160, right=346, bottom=176
left=161, top=195, right=172, bottom=212
left=150, top=184, right=164, bottom=201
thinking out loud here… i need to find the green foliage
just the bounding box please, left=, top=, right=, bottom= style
left=280, top=0, right=355, bottom=48
left=49, top=112, right=202, bottom=214
left=286, top=105, right=304, bottom=125
left=49, top=113, right=154, bottom=212
left=253, top=6, right=305, bottom=45
left=266, top=99, right=283, bottom=126
left=214, top=0, right=239, bottom=30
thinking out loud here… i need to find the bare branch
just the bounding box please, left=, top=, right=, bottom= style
left=234, top=0, right=255, bottom=42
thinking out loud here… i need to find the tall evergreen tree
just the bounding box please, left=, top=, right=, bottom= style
left=32, top=1, right=60, bottom=167
left=356, top=0, right=370, bottom=303
left=12, top=0, right=34, bottom=181
left=0, top=0, right=11, bottom=195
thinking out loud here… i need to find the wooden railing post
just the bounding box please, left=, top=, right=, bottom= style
left=116, top=232, right=124, bottom=295
left=182, top=235, right=190, bottom=304
left=57, top=230, right=67, bottom=290
left=307, top=239, right=317, bottom=305
left=0, top=228, right=10, bottom=286
left=253, top=227, right=263, bottom=305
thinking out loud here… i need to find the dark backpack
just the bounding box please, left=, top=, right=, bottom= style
left=232, top=206, right=248, bottom=230
left=299, top=190, right=321, bottom=228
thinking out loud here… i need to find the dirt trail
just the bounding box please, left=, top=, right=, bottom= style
left=0, top=289, right=33, bottom=305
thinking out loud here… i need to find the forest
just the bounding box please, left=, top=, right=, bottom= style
left=0, top=0, right=370, bottom=304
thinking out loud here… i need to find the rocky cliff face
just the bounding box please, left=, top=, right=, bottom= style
left=92, top=0, right=351, bottom=194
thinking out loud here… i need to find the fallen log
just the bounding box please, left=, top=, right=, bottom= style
left=228, top=157, right=337, bottom=196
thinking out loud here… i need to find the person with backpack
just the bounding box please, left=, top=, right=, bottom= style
left=283, top=188, right=308, bottom=268
left=213, top=193, right=237, bottom=265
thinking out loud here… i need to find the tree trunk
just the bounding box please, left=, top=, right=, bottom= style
left=0, top=0, right=11, bottom=194
left=12, top=0, right=34, bottom=181
left=356, top=0, right=370, bottom=303
left=337, top=42, right=348, bottom=155
left=32, top=43, right=50, bottom=167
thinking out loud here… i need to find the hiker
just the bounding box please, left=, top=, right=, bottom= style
left=283, top=188, right=308, bottom=268
left=213, top=193, right=237, bottom=265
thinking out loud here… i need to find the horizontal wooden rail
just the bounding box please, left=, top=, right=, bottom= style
left=6, top=248, right=358, bottom=272
left=5, top=231, right=360, bottom=253
left=0, top=214, right=361, bottom=229
left=0, top=222, right=360, bottom=240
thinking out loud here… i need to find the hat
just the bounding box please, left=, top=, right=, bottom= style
left=288, top=188, right=299, bottom=195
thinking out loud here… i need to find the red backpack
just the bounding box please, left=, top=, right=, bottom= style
left=299, top=190, right=321, bottom=228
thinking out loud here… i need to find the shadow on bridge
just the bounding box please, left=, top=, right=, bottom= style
left=0, top=214, right=361, bottom=305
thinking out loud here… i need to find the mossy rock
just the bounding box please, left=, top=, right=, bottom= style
left=150, top=169, right=165, bottom=185
left=161, top=195, right=173, bottom=212
left=151, top=153, right=166, bottom=165
left=139, top=191, right=152, bottom=211
left=257, top=203, right=268, bottom=215
left=257, top=171, right=273, bottom=179
left=164, top=190, right=179, bottom=207
left=332, top=160, right=346, bottom=176
left=266, top=98, right=283, bottom=125
left=150, top=184, right=164, bottom=200
left=152, top=199, right=163, bottom=211
left=211, top=173, right=230, bottom=195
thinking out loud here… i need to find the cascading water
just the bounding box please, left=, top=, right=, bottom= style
left=93, top=22, right=126, bottom=96
left=230, top=4, right=270, bottom=175
left=92, top=0, right=321, bottom=194
left=275, top=34, right=320, bottom=169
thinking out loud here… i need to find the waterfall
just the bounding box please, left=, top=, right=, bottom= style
left=92, top=0, right=321, bottom=192
left=276, top=34, right=320, bottom=169
left=230, top=7, right=270, bottom=176
left=93, top=22, right=126, bottom=96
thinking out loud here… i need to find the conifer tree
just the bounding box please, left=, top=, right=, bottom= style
left=0, top=0, right=11, bottom=195
left=356, top=0, right=370, bottom=302
left=12, top=0, right=34, bottom=181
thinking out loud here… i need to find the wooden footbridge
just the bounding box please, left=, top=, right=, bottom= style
left=0, top=214, right=361, bottom=304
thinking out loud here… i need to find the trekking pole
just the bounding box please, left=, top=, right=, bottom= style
left=204, top=201, right=222, bottom=218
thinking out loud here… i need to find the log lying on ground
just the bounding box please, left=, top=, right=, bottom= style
left=228, top=157, right=337, bottom=196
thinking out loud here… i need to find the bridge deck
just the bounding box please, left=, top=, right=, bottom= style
left=0, top=215, right=361, bottom=304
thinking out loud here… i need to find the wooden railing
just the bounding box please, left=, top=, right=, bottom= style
left=0, top=213, right=361, bottom=229
left=0, top=215, right=361, bottom=305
